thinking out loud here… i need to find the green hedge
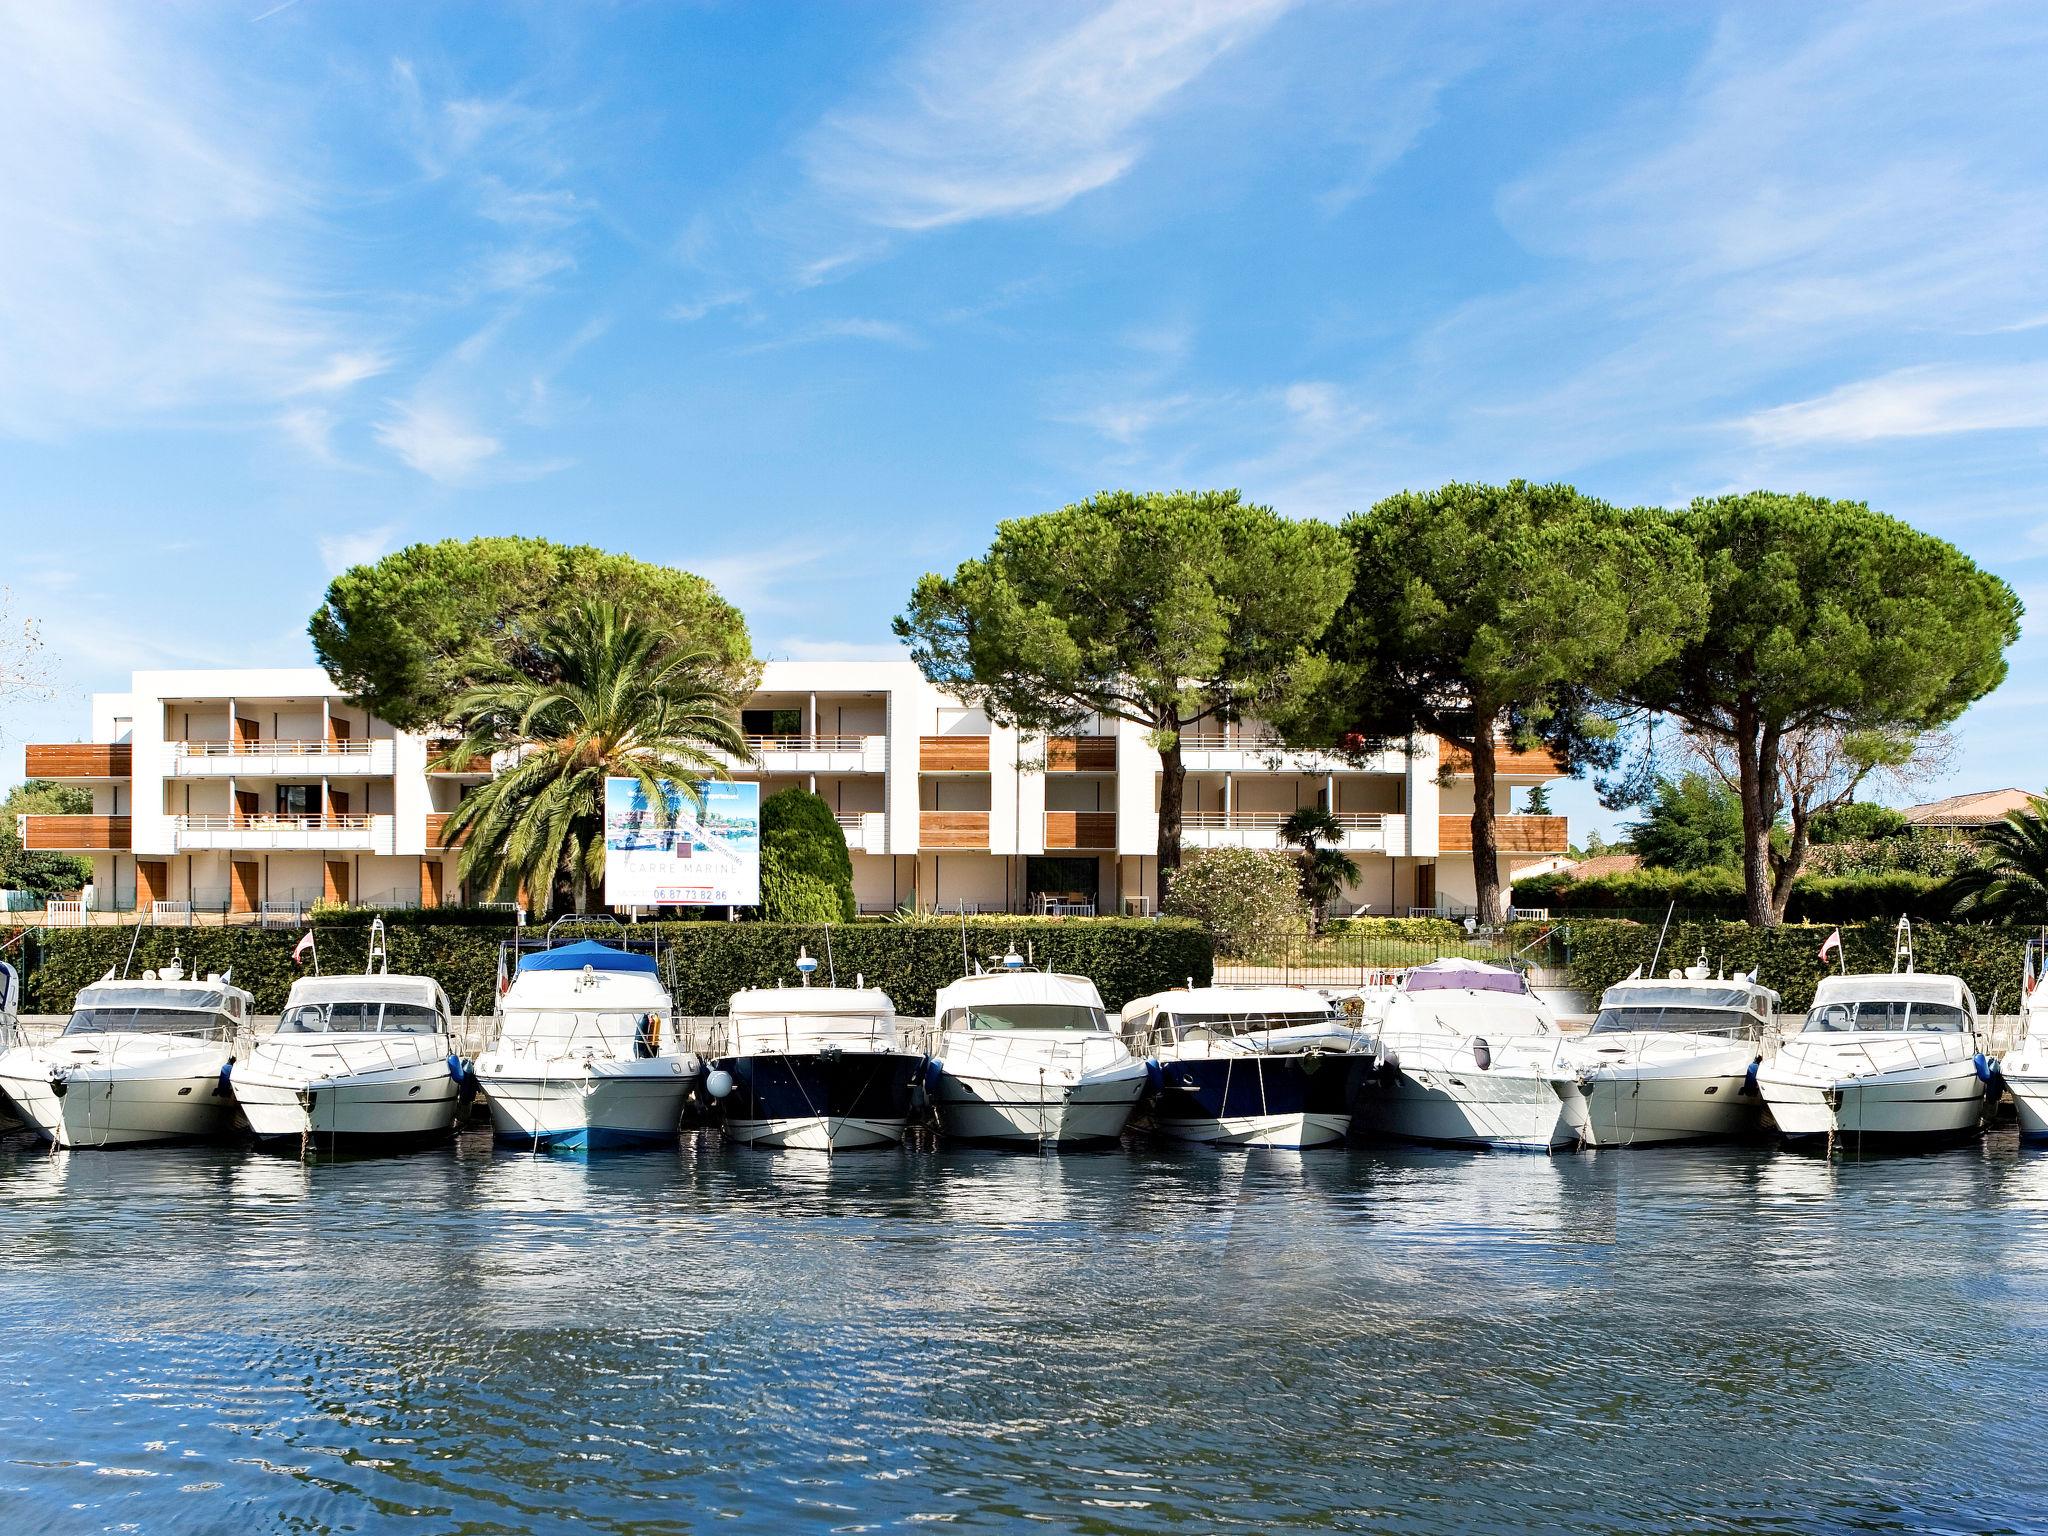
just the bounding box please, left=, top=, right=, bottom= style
left=1514, top=867, right=1955, bottom=921
left=1523, top=917, right=2033, bottom=1014
left=2, top=916, right=1213, bottom=1018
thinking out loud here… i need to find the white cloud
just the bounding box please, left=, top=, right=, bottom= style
left=691, top=545, right=849, bottom=615
left=277, top=406, right=338, bottom=463
left=317, top=524, right=397, bottom=577
left=667, top=289, right=753, bottom=324
left=373, top=401, right=502, bottom=483
left=804, top=0, right=1298, bottom=231
left=1740, top=365, right=2048, bottom=446
left=288, top=349, right=394, bottom=396
left=737, top=317, right=922, bottom=354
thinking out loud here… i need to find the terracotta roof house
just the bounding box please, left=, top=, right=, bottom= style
left=1569, top=853, right=1642, bottom=879
left=1902, top=788, right=2040, bottom=828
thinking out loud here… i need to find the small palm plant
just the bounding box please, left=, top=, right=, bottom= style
left=1280, top=805, right=1359, bottom=931
left=1943, top=794, right=2048, bottom=922
left=438, top=601, right=750, bottom=916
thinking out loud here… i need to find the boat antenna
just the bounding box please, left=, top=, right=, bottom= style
left=1893, top=915, right=1914, bottom=975
left=960, top=905, right=971, bottom=977
left=822, top=924, right=837, bottom=987
left=1646, top=900, right=1676, bottom=979
left=120, top=917, right=145, bottom=980
left=367, top=915, right=388, bottom=976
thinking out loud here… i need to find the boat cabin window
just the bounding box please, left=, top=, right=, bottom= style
left=1802, top=1000, right=1971, bottom=1034
left=1591, top=1006, right=1753, bottom=1036
left=280, top=1002, right=444, bottom=1035
left=64, top=1005, right=231, bottom=1038
left=950, top=1003, right=1109, bottom=1031
left=1160, top=1009, right=1338, bottom=1040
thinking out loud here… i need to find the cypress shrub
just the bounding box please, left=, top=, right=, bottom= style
left=758, top=788, right=856, bottom=923
left=3, top=915, right=1211, bottom=1018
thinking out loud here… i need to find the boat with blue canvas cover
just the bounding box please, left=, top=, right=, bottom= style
left=472, top=935, right=698, bottom=1151
left=705, top=975, right=924, bottom=1151
left=1120, top=985, right=1369, bottom=1148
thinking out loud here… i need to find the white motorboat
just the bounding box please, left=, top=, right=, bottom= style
left=1353, top=958, right=1572, bottom=1151
left=0, top=955, right=251, bottom=1149
left=0, top=960, right=22, bottom=1134
left=472, top=938, right=698, bottom=1151
left=2001, top=937, right=2048, bottom=1140
left=1756, top=971, right=1990, bottom=1146
left=705, top=976, right=924, bottom=1151
left=929, top=965, right=1149, bottom=1147
left=1119, top=985, right=1368, bottom=1148
left=1550, top=967, right=1777, bottom=1147
left=232, top=971, right=463, bottom=1147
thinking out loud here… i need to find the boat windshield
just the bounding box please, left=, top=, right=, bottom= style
left=966, top=1003, right=1108, bottom=1032
left=1163, top=1009, right=1337, bottom=1040
left=279, top=1002, right=444, bottom=1035
left=63, top=1006, right=230, bottom=1038
left=1591, top=1005, right=1752, bottom=1036
left=1802, top=1000, right=1972, bottom=1034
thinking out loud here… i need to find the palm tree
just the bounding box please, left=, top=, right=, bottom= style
left=1943, top=793, right=2048, bottom=922
left=1280, top=805, right=1359, bottom=930
left=438, top=601, right=750, bottom=916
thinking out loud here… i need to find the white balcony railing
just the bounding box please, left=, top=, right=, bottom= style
left=1178, top=732, right=1409, bottom=775
left=173, top=813, right=394, bottom=853
left=721, top=734, right=888, bottom=774
left=833, top=811, right=888, bottom=854
left=170, top=738, right=396, bottom=776
left=1178, top=812, right=1403, bottom=853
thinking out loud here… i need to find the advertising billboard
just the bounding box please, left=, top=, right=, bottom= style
left=603, top=777, right=761, bottom=908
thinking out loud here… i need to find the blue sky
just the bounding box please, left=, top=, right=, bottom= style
left=2, top=1, right=2045, bottom=838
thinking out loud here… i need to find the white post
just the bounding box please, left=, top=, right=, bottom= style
left=809, top=691, right=818, bottom=746
left=1223, top=771, right=1232, bottom=826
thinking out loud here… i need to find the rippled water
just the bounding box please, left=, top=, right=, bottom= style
left=4, top=1129, right=2047, bottom=1534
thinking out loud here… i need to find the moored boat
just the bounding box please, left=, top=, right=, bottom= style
left=1755, top=971, right=1990, bottom=1146
left=0, top=955, right=251, bottom=1149
left=1353, top=958, right=1572, bottom=1151
left=1119, top=984, right=1368, bottom=1148
left=232, top=971, right=463, bottom=1148
left=706, top=980, right=924, bottom=1150
left=929, top=965, right=1148, bottom=1147
left=0, top=960, right=21, bottom=1134
left=2002, top=937, right=2048, bottom=1140
left=1550, top=967, right=1776, bottom=1147
left=473, top=938, right=698, bottom=1151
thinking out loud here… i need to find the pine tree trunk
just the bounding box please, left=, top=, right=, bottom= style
left=1156, top=721, right=1186, bottom=913
left=1737, top=712, right=1775, bottom=928
left=1469, top=715, right=1503, bottom=924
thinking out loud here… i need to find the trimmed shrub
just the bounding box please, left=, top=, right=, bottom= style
left=1532, top=916, right=2034, bottom=1014
left=1163, top=848, right=1308, bottom=958
left=758, top=788, right=856, bottom=923
left=3, top=915, right=1211, bottom=1018
left=1513, top=866, right=1952, bottom=921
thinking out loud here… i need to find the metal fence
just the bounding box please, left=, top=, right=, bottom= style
left=1213, top=926, right=1561, bottom=989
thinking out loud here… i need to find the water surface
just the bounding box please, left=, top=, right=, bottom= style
left=3, top=1131, right=2045, bottom=1533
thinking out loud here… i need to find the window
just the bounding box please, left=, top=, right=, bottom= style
left=1802, top=1000, right=1971, bottom=1034
left=279, top=1002, right=444, bottom=1035
left=966, top=1003, right=1108, bottom=1032
left=277, top=784, right=320, bottom=817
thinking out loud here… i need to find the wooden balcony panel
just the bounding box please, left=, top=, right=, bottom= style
left=424, top=812, right=472, bottom=848
left=1044, top=811, right=1116, bottom=849
left=24, top=743, right=131, bottom=778
left=1438, top=738, right=1565, bottom=776
left=1437, top=814, right=1568, bottom=854
left=920, top=736, right=990, bottom=772
left=1045, top=735, right=1116, bottom=772
left=426, top=741, right=490, bottom=774
left=20, top=815, right=131, bottom=851
left=920, top=811, right=990, bottom=849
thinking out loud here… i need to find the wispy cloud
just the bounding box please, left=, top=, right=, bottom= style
left=373, top=401, right=501, bottom=483
left=1740, top=365, right=2048, bottom=446
left=692, top=545, right=852, bottom=616
left=317, top=524, right=398, bottom=577
left=804, top=0, right=1298, bottom=231
left=289, top=350, right=395, bottom=396
left=736, top=317, right=923, bottom=354
left=667, top=289, right=753, bottom=324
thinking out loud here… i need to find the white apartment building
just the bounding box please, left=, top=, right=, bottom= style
left=19, top=661, right=1568, bottom=918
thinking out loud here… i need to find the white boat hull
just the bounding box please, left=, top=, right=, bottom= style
left=234, top=1058, right=461, bottom=1143
left=1152, top=1111, right=1352, bottom=1149
left=1558, top=1071, right=1762, bottom=1147
left=2007, top=1073, right=2048, bottom=1139
left=1354, top=1066, right=1573, bottom=1151
left=726, top=1115, right=905, bottom=1151
left=1758, top=1060, right=1986, bottom=1142
left=478, top=1058, right=694, bottom=1150
left=934, top=1069, right=1145, bottom=1146
left=0, top=1058, right=236, bottom=1148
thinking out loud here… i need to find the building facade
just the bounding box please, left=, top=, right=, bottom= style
left=19, top=661, right=1569, bottom=917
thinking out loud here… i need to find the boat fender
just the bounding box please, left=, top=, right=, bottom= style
left=214, top=1059, right=235, bottom=1097
left=446, top=1052, right=466, bottom=1085
left=1469, top=1037, right=1492, bottom=1072
left=49, top=1069, right=67, bottom=1100
left=1143, top=1059, right=1164, bottom=1095
left=705, top=1068, right=735, bottom=1100
left=1743, top=1058, right=1761, bottom=1096
left=924, top=1058, right=946, bottom=1100
left=1374, top=1045, right=1401, bottom=1084
left=1975, top=1052, right=1999, bottom=1085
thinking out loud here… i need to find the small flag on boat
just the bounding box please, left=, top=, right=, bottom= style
left=293, top=930, right=316, bottom=967
left=1818, top=928, right=1841, bottom=962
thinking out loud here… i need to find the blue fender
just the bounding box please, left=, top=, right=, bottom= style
left=1143, top=1059, right=1165, bottom=1096
left=446, top=1052, right=466, bottom=1085
left=1743, top=1058, right=1761, bottom=1096
left=923, top=1058, right=946, bottom=1099
left=214, top=1060, right=235, bottom=1098
left=1976, top=1052, right=2000, bottom=1085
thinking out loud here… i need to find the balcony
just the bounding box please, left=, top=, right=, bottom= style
left=1437, top=814, right=1568, bottom=853
left=1045, top=736, right=1116, bottom=772
left=424, top=812, right=471, bottom=849
left=920, top=811, right=989, bottom=849
left=17, top=814, right=130, bottom=851
left=1438, top=738, right=1564, bottom=777
left=24, top=743, right=131, bottom=779
left=1179, top=730, right=1407, bottom=776
left=426, top=740, right=493, bottom=776
left=169, top=738, right=396, bottom=777
left=1045, top=811, right=1116, bottom=850
left=920, top=736, right=990, bottom=772
left=1180, top=811, right=1402, bottom=853
left=174, top=814, right=394, bottom=853
left=745, top=733, right=888, bottom=774
left=834, top=811, right=888, bottom=854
